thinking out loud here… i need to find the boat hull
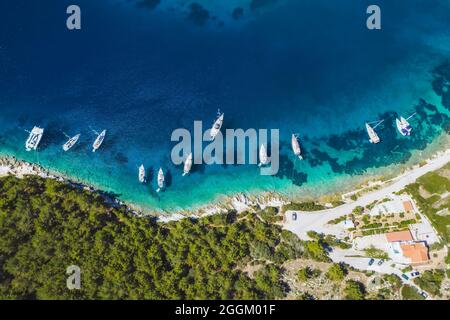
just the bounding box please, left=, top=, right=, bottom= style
left=63, top=134, right=80, bottom=151
left=210, top=113, right=224, bottom=140
left=92, top=130, right=106, bottom=152
left=291, top=134, right=303, bottom=159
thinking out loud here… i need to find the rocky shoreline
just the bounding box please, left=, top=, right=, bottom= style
left=1, top=140, right=450, bottom=223
left=0, top=155, right=289, bottom=222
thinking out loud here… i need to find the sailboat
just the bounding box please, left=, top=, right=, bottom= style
left=291, top=134, right=303, bottom=159
left=258, top=144, right=269, bottom=167
left=156, top=168, right=165, bottom=192
left=92, top=130, right=106, bottom=152
left=25, top=126, right=44, bottom=151
left=62, top=134, right=80, bottom=151
left=396, top=114, right=414, bottom=136
left=366, top=123, right=380, bottom=144
left=365, top=120, right=383, bottom=144
left=183, top=153, right=193, bottom=177
left=138, top=164, right=146, bottom=183
left=210, top=111, right=224, bottom=141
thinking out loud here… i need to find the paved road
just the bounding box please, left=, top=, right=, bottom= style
left=283, top=150, right=450, bottom=240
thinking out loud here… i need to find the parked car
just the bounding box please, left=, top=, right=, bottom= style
left=420, top=291, right=428, bottom=299
left=377, top=259, right=384, bottom=266
left=292, top=213, right=297, bottom=221
left=401, top=273, right=409, bottom=280
left=368, top=258, right=375, bottom=266
left=410, top=271, right=420, bottom=278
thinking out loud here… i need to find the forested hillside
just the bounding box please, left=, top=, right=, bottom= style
left=0, top=175, right=325, bottom=300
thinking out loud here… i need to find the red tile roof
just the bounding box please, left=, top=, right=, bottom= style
left=403, top=201, right=414, bottom=213
left=385, top=230, right=413, bottom=242
left=400, top=243, right=429, bottom=264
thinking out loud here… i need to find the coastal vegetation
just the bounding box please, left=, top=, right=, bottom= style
left=403, top=163, right=450, bottom=243
left=281, top=202, right=326, bottom=212
left=343, top=280, right=366, bottom=300
left=325, top=264, right=346, bottom=282
left=296, top=267, right=321, bottom=282
left=364, top=246, right=389, bottom=260
left=0, top=175, right=331, bottom=300
left=401, top=285, right=424, bottom=300
left=413, top=270, right=445, bottom=297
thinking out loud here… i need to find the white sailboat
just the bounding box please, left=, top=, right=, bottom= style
left=258, top=144, right=269, bottom=167
left=291, top=134, right=303, bottom=160
left=210, top=111, right=224, bottom=141
left=25, top=126, right=44, bottom=151
left=365, top=120, right=383, bottom=144
left=156, top=168, right=165, bottom=192
left=138, top=164, right=146, bottom=183
left=183, top=153, right=193, bottom=177
left=62, top=134, right=80, bottom=151
left=366, top=123, right=379, bottom=144
left=92, top=130, right=106, bottom=152
left=396, top=114, right=414, bottom=136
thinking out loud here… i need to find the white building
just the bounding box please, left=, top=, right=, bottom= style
left=409, top=222, right=439, bottom=245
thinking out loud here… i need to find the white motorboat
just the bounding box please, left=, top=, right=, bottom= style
left=92, top=130, right=106, bottom=152
left=156, top=168, right=165, bottom=192
left=291, top=134, right=303, bottom=159
left=210, top=112, right=224, bottom=141
left=62, top=134, right=80, bottom=151
left=183, top=153, right=193, bottom=176
left=138, top=164, right=146, bottom=183
left=258, top=144, right=268, bottom=167
left=25, top=126, right=44, bottom=151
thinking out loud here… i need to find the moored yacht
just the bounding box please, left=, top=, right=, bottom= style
left=138, top=164, right=146, bottom=183
left=366, top=122, right=380, bottom=144
left=396, top=116, right=412, bottom=136
left=92, top=130, right=106, bottom=152
left=156, top=168, right=165, bottom=192
left=25, top=126, right=44, bottom=151
left=62, top=134, right=80, bottom=151
left=258, top=144, right=268, bottom=167
left=183, top=153, right=193, bottom=176
left=210, top=112, right=224, bottom=141
left=291, top=134, right=303, bottom=159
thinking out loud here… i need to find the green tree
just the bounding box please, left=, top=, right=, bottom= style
left=401, top=285, right=424, bottom=300
left=326, top=264, right=346, bottom=282
left=344, top=280, right=365, bottom=300
left=297, top=267, right=312, bottom=282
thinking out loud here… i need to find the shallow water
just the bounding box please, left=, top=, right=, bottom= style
left=0, top=0, right=449, bottom=211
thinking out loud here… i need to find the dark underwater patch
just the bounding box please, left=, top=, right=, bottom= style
left=432, top=61, right=450, bottom=112
left=275, top=154, right=307, bottom=186
left=136, top=0, right=161, bottom=11
left=232, top=7, right=244, bottom=20
left=115, top=152, right=129, bottom=164
left=250, top=0, right=277, bottom=11
left=187, top=3, right=210, bottom=26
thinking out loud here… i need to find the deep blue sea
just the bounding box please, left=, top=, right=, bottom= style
left=0, top=0, right=449, bottom=211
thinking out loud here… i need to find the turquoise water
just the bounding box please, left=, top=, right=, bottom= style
left=0, top=0, right=449, bottom=211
